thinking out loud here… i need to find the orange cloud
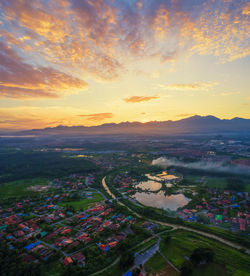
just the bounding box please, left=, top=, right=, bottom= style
left=159, top=82, right=218, bottom=91
left=0, top=41, right=87, bottom=99
left=78, top=113, right=113, bottom=121
left=0, top=106, right=112, bottom=129
left=123, top=96, right=159, bottom=103
left=0, top=0, right=249, bottom=87
left=242, top=3, right=250, bottom=15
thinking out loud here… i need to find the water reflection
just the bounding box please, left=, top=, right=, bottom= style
left=133, top=191, right=190, bottom=211
left=136, top=180, right=162, bottom=191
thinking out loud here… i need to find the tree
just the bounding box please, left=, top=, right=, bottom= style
left=180, top=260, right=193, bottom=276
left=164, top=234, right=171, bottom=244
left=197, top=214, right=210, bottom=224
left=190, top=247, right=214, bottom=265
left=227, top=178, right=244, bottom=191
left=119, top=251, right=134, bottom=269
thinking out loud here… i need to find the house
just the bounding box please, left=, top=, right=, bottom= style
left=71, top=252, right=85, bottom=267
left=98, top=243, right=110, bottom=252
left=63, top=256, right=73, bottom=266
left=14, top=230, right=25, bottom=237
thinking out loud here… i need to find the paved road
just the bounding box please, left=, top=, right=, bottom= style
left=102, top=176, right=250, bottom=254
left=134, top=237, right=161, bottom=267
left=37, top=239, right=67, bottom=256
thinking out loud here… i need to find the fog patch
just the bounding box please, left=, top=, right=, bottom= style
left=152, top=157, right=250, bottom=176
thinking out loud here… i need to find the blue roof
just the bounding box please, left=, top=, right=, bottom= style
left=124, top=272, right=132, bottom=276
left=24, top=241, right=40, bottom=251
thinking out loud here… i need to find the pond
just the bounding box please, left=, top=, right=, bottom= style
left=136, top=180, right=162, bottom=191
left=133, top=190, right=190, bottom=211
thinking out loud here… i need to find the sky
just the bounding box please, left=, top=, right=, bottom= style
left=0, top=0, right=249, bottom=130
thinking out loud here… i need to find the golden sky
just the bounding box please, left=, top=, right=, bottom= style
left=0, top=0, right=249, bottom=129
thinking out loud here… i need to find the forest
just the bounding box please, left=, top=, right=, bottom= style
left=0, top=150, right=98, bottom=184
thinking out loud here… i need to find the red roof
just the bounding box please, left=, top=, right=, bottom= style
left=240, top=224, right=246, bottom=231
left=72, top=252, right=85, bottom=261
left=108, top=241, right=117, bottom=247
left=63, top=257, right=73, bottom=266
left=61, top=229, right=71, bottom=235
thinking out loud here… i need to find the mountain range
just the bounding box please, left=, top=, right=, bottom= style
left=12, top=115, right=250, bottom=136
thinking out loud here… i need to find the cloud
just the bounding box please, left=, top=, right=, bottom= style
left=158, top=82, right=218, bottom=91
left=0, top=0, right=248, bottom=92
left=0, top=106, right=113, bottom=129
left=0, top=41, right=88, bottom=99
left=221, top=91, right=240, bottom=96
left=0, top=118, right=42, bottom=125
left=78, top=113, right=113, bottom=121
left=123, top=96, right=159, bottom=103
left=176, top=113, right=197, bottom=118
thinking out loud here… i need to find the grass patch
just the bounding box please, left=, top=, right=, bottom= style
left=58, top=193, right=104, bottom=210
left=192, top=263, right=229, bottom=276
left=186, top=175, right=227, bottom=190
left=145, top=251, right=167, bottom=274
left=160, top=230, right=250, bottom=275
left=0, top=178, right=49, bottom=199
left=44, top=260, right=63, bottom=276
left=94, top=260, right=123, bottom=276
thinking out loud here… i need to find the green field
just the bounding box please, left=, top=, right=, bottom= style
left=186, top=175, right=250, bottom=192
left=58, top=193, right=104, bottom=210
left=160, top=230, right=250, bottom=275
left=0, top=178, right=49, bottom=200
left=95, top=259, right=122, bottom=276
left=186, top=175, right=228, bottom=189
left=145, top=251, right=167, bottom=274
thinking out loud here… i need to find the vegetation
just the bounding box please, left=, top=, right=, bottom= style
left=227, top=178, right=245, bottom=191
left=119, top=197, right=250, bottom=248
left=0, top=151, right=97, bottom=184
left=145, top=251, right=167, bottom=274
left=190, top=247, right=214, bottom=265
left=58, top=193, right=104, bottom=211
left=160, top=230, right=250, bottom=275
left=0, top=178, right=49, bottom=200
left=0, top=242, right=45, bottom=276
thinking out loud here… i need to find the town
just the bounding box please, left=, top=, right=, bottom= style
left=0, top=135, right=250, bottom=276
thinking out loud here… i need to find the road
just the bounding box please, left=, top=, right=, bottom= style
left=37, top=239, right=67, bottom=256
left=134, top=237, right=161, bottom=267
left=102, top=176, right=250, bottom=254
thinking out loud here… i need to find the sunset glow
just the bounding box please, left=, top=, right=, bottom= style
left=0, top=0, right=249, bottom=130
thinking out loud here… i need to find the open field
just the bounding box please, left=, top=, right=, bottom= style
left=145, top=251, right=168, bottom=274
left=160, top=230, right=250, bottom=275
left=186, top=175, right=250, bottom=192
left=186, top=175, right=227, bottom=189
left=0, top=178, right=49, bottom=200
left=94, top=261, right=122, bottom=276
left=58, top=193, right=104, bottom=210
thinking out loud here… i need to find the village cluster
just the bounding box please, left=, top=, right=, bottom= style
left=0, top=174, right=139, bottom=269
left=178, top=188, right=250, bottom=232
left=111, top=173, right=250, bottom=233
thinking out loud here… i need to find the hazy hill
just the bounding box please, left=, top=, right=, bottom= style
left=13, top=115, right=250, bottom=136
